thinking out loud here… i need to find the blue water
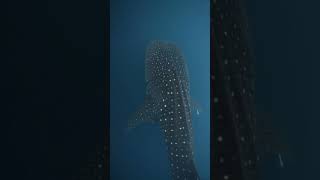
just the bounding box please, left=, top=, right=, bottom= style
left=110, top=0, right=210, bottom=179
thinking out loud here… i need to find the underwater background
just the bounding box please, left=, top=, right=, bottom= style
left=110, top=0, right=210, bottom=179
left=246, top=0, right=320, bottom=179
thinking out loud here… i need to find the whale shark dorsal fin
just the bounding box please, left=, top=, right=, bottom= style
left=128, top=95, right=159, bottom=129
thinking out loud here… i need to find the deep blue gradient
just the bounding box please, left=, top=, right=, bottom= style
left=246, top=0, right=320, bottom=179
left=110, top=0, right=210, bottom=179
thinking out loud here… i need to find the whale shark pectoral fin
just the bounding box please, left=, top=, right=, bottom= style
left=128, top=95, right=159, bottom=129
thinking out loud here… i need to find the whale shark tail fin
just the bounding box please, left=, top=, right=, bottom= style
left=128, top=95, right=159, bottom=130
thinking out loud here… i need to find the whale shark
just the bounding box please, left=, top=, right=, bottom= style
left=211, top=0, right=259, bottom=179
left=128, top=41, right=200, bottom=180
left=211, top=0, right=288, bottom=180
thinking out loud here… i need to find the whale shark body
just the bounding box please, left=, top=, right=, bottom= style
left=129, top=41, right=200, bottom=180
left=211, top=0, right=260, bottom=180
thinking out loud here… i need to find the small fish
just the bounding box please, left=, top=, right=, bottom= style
left=278, top=153, right=284, bottom=168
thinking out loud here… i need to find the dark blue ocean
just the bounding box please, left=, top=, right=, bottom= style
left=110, top=0, right=210, bottom=179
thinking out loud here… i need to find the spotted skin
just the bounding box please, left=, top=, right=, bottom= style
left=211, top=0, right=258, bottom=180
left=129, top=41, right=200, bottom=180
